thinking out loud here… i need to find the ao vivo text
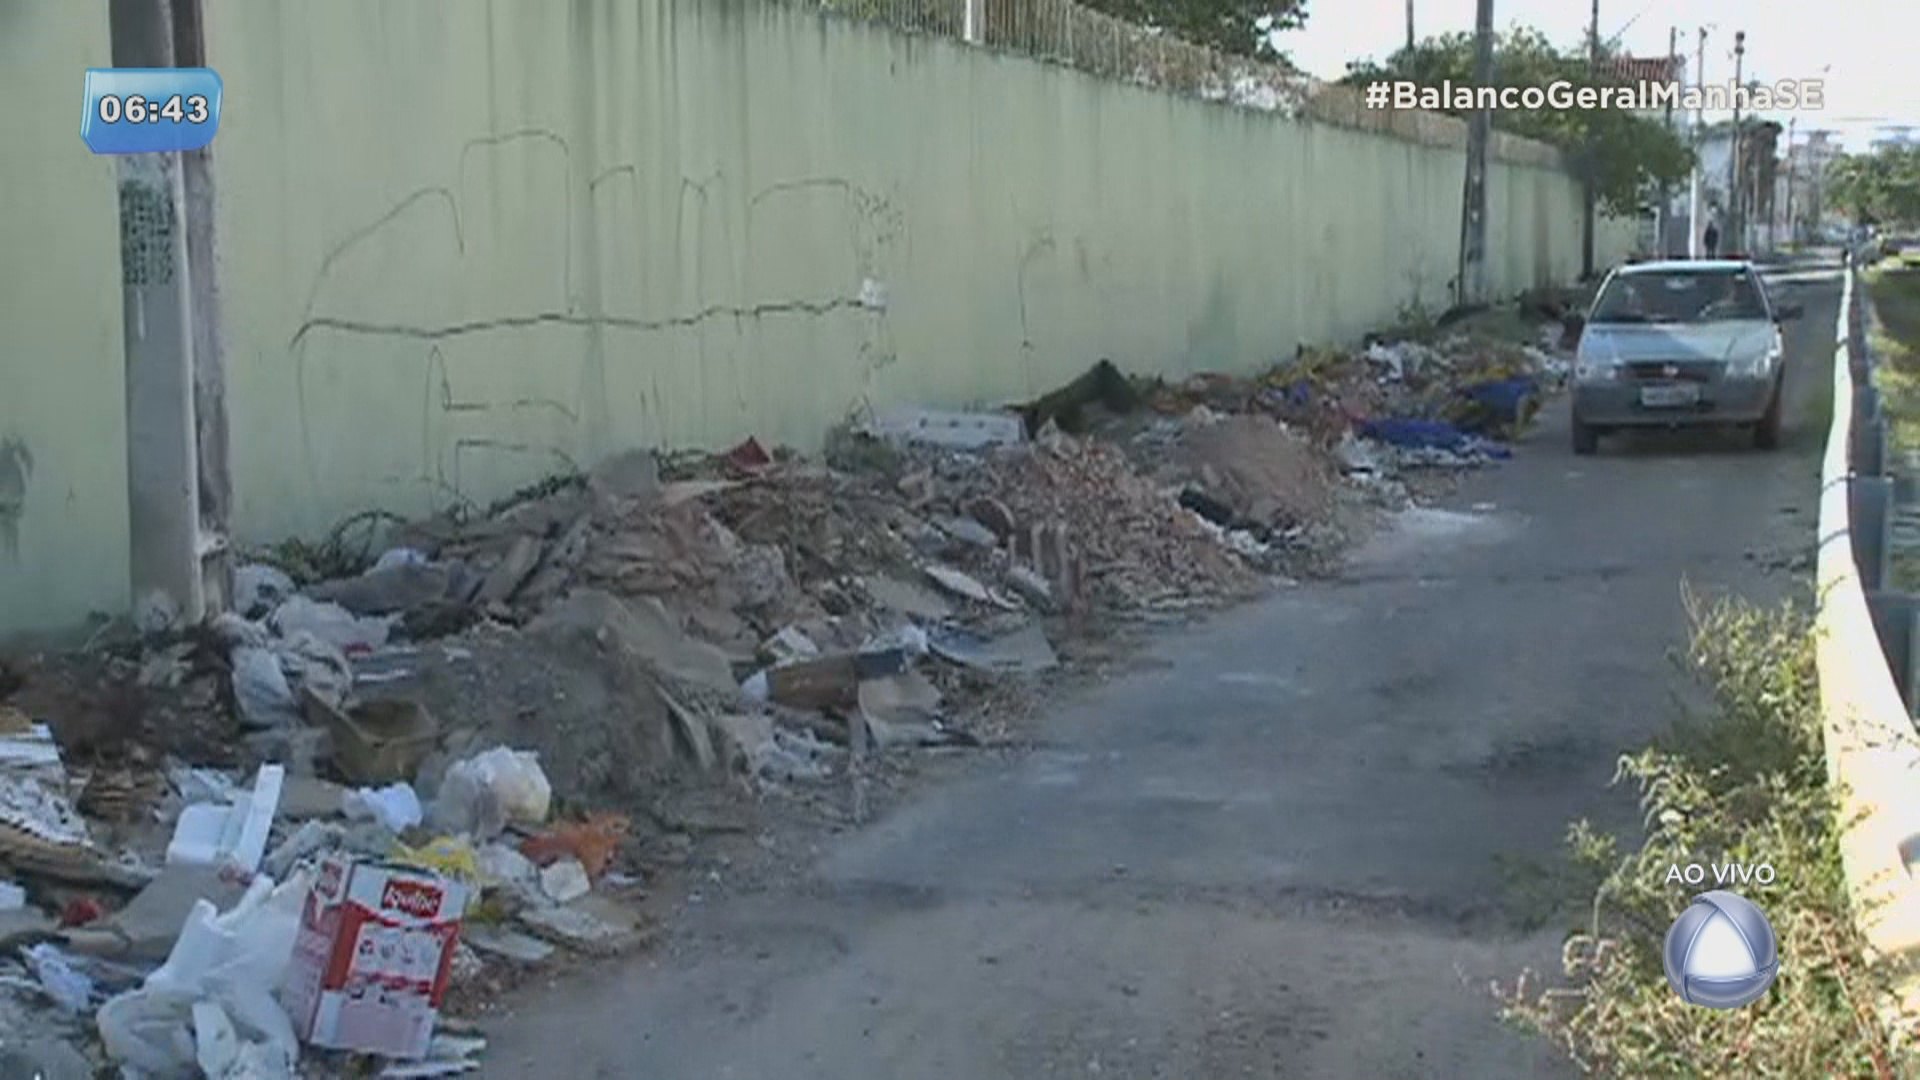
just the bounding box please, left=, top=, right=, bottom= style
left=1665, top=862, right=1777, bottom=887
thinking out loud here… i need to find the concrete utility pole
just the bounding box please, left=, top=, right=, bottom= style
left=1405, top=0, right=1414, bottom=51
left=109, top=0, right=230, bottom=629
left=1688, top=28, right=1707, bottom=257
left=1581, top=0, right=1599, bottom=277
left=1774, top=117, right=1789, bottom=244
left=1659, top=26, right=1678, bottom=254
left=1457, top=0, right=1494, bottom=306
left=1728, top=31, right=1745, bottom=250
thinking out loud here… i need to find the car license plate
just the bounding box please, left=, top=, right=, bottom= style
left=1640, top=384, right=1700, bottom=408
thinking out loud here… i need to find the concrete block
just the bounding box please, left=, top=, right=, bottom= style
left=1867, top=591, right=1920, bottom=717
left=1852, top=416, right=1887, bottom=478
left=1853, top=476, right=1894, bottom=592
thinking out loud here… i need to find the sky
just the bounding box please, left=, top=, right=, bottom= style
left=1273, top=0, right=1919, bottom=152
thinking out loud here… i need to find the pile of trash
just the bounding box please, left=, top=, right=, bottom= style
left=0, top=700, right=658, bottom=1077
left=0, top=296, right=1581, bottom=1074
left=1111, top=325, right=1572, bottom=489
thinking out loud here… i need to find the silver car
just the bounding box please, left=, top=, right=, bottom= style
left=1569, top=260, right=1802, bottom=455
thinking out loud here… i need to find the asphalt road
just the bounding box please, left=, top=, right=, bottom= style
left=481, top=260, right=1842, bottom=1079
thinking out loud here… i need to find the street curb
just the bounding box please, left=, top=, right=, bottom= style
left=1817, top=263, right=1920, bottom=1021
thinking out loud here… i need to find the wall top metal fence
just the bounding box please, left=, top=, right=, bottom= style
left=774, top=0, right=1569, bottom=170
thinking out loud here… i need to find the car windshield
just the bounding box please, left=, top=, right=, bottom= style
left=1590, top=271, right=1768, bottom=324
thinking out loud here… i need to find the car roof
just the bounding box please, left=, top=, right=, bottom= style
left=1616, top=259, right=1752, bottom=275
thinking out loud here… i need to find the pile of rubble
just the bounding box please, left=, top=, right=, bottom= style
left=0, top=297, right=1579, bottom=1076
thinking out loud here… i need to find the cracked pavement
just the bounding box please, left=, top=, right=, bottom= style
left=479, top=261, right=1841, bottom=1079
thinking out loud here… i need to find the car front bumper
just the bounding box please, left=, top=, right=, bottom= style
left=1572, top=371, right=1777, bottom=427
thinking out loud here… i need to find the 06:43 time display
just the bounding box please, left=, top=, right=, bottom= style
left=97, top=93, right=210, bottom=125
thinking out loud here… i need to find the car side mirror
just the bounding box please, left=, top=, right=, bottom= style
left=1775, top=304, right=1803, bottom=322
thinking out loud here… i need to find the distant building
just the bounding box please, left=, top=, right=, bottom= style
left=1777, top=131, right=1845, bottom=243
left=1644, top=117, right=1781, bottom=255
left=1870, top=127, right=1916, bottom=154
left=1601, top=54, right=1690, bottom=254
left=1597, top=53, right=1686, bottom=124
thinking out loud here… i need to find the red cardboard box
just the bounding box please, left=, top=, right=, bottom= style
left=280, top=854, right=469, bottom=1060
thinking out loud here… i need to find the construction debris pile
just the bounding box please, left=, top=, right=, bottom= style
left=0, top=298, right=1578, bottom=1077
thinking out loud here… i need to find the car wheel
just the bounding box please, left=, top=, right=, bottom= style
left=1572, top=417, right=1600, bottom=455
left=1754, top=383, right=1784, bottom=450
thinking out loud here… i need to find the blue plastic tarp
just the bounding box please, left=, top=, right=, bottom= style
left=1355, top=417, right=1512, bottom=459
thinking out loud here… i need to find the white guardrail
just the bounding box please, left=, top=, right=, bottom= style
left=1818, top=262, right=1920, bottom=1017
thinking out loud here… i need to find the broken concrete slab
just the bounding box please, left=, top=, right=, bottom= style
left=924, top=564, right=993, bottom=604
left=706, top=713, right=776, bottom=775
left=0, top=1036, right=92, bottom=1080
left=531, top=589, right=739, bottom=697
left=477, top=535, right=544, bottom=605
left=862, top=575, right=954, bottom=621
left=516, top=895, right=646, bottom=956
left=766, top=649, right=909, bottom=711
left=1005, top=564, right=1055, bottom=611
left=462, top=923, right=555, bottom=964
left=587, top=448, right=662, bottom=504
left=538, top=858, right=591, bottom=905
left=60, top=863, right=249, bottom=961
left=759, top=626, right=821, bottom=667
left=658, top=688, right=717, bottom=772
left=856, top=670, right=943, bottom=724
left=935, top=516, right=999, bottom=549
left=0, top=905, right=57, bottom=950
left=277, top=774, right=349, bottom=820
left=929, top=623, right=1059, bottom=675
left=966, top=496, right=1018, bottom=541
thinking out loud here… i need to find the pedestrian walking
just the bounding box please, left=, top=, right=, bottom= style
left=1703, top=221, right=1720, bottom=257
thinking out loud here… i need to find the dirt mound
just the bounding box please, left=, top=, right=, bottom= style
left=972, top=433, right=1264, bottom=610
left=1177, top=413, right=1335, bottom=531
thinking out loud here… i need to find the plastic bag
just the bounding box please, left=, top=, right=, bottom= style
left=96, top=868, right=311, bottom=1079
left=430, top=747, right=550, bottom=839
left=230, top=646, right=299, bottom=730
left=343, top=782, right=423, bottom=832
left=269, top=595, right=392, bottom=654
left=232, top=564, right=296, bottom=620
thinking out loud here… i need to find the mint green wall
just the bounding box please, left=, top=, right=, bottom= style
left=209, top=1, right=1631, bottom=545
left=0, top=0, right=1633, bottom=632
left=0, top=3, right=130, bottom=635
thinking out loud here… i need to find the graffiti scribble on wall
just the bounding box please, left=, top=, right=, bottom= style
left=0, top=438, right=32, bottom=559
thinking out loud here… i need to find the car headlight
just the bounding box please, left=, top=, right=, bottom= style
left=1727, top=347, right=1780, bottom=378
left=1573, top=356, right=1618, bottom=382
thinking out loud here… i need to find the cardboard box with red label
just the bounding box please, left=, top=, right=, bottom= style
left=280, top=854, right=469, bottom=1060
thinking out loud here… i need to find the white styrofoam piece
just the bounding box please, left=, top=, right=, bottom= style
left=233, top=765, right=284, bottom=872
left=863, top=406, right=1025, bottom=449
left=165, top=764, right=285, bottom=873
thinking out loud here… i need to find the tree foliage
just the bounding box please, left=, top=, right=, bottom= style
left=1827, top=145, right=1920, bottom=226
left=1342, top=29, right=1693, bottom=216
left=1079, top=0, right=1308, bottom=59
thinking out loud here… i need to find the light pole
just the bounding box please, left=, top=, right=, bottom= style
left=1457, top=0, right=1494, bottom=305
left=1581, top=0, right=1599, bottom=276
left=1782, top=117, right=1796, bottom=247
left=1660, top=26, right=1678, bottom=254
left=1727, top=31, right=1745, bottom=250
left=1688, top=27, right=1708, bottom=257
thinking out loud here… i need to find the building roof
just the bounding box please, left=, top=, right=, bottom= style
left=1598, top=55, right=1683, bottom=84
